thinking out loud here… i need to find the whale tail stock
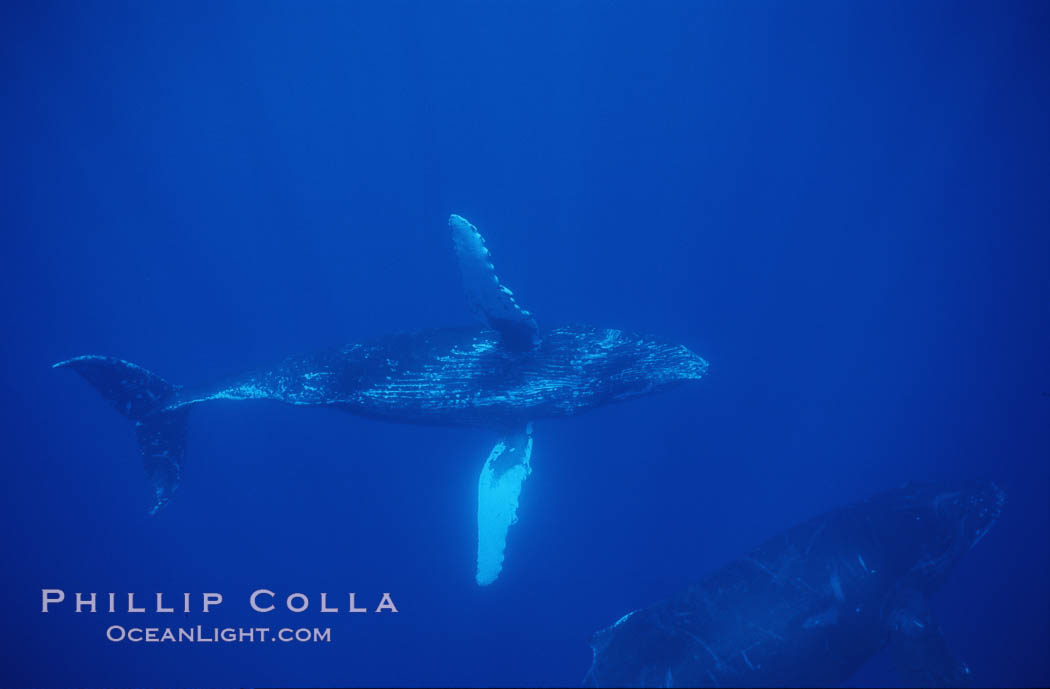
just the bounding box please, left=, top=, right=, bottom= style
left=53, top=355, right=187, bottom=515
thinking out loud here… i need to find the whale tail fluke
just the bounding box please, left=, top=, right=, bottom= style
left=53, top=355, right=187, bottom=514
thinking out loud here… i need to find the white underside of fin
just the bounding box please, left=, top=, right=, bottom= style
left=476, top=422, right=533, bottom=586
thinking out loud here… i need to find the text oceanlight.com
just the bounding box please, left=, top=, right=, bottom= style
left=106, top=626, right=332, bottom=643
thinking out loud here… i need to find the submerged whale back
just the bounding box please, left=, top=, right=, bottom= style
left=585, top=483, right=1002, bottom=688
left=53, top=325, right=706, bottom=513
left=183, top=325, right=707, bottom=427
left=587, top=506, right=885, bottom=688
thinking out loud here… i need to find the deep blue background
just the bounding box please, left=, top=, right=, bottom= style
left=2, top=1, right=1047, bottom=687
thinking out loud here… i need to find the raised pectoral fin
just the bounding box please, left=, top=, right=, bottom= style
left=450, top=214, right=539, bottom=351
left=888, top=594, right=973, bottom=687
left=476, top=423, right=533, bottom=586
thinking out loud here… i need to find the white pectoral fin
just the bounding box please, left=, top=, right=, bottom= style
left=476, top=423, right=534, bottom=586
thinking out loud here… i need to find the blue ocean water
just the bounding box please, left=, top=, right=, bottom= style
left=3, top=1, right=1047, bottom=687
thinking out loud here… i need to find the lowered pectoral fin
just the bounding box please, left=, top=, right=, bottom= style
left=888, top=592, right=973, bottom=687
left=476, top=423, right=534, bottom=586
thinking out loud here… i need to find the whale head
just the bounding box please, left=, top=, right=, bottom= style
left=550, top=326, right=708, bottom=404
left=870, top=480, right=1004, bottom=592
left=610, top=336, right=710, bottom=399
left=931, top=480, right=1004, bottom=550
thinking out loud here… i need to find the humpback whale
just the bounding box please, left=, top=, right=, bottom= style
left=584, top=480, right=1003, bottom=688
left=55, top=215, right=708, bottom=586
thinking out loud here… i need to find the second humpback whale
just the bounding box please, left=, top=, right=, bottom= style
left=584, top=480, right=1004, bottom=688
left=55, top=214, right=708, bottom=585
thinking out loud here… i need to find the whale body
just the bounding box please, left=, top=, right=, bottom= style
left=585, top=481, right=1003, bottom=688
left=55, top=215, right=708, bottom=585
